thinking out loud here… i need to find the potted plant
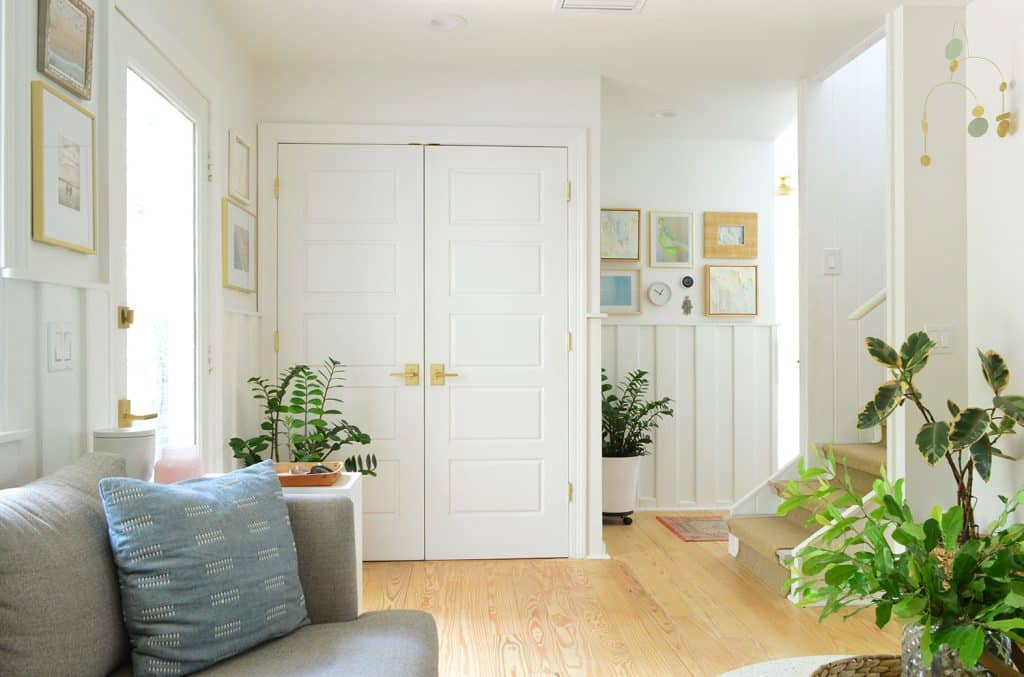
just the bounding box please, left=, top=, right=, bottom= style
left=779, top=332, right=1024, bottom=672
left=601, top=369, right=673, bottom=524
left=229, top=357, right=377, bottom=475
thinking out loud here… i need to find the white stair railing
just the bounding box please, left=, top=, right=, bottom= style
left=848, top=288, right=886, bottom=321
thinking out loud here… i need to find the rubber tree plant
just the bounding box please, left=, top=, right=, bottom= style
left=229, top=357, right=377, bottom=475
left=601, top=368, right=674, bottom=458
left=856, top=331, right=1022, bottom=543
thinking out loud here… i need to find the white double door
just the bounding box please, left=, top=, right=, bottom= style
left=278, top=143, right=569, bottom=560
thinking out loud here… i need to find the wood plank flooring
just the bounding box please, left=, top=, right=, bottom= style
left=362, top=512, right=901, bottom=676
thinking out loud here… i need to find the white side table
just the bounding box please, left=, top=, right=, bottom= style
left=282, top=472, right=364, bottom=614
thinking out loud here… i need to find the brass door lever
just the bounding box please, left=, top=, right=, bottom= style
left=117, top=399, right=158, bottom=428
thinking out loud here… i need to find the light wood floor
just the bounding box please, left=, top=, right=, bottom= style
left=363, top=512, right=901, bottom=676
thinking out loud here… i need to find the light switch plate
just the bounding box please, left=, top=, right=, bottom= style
left=925, top=324, right=953, bottom=354
left=47, top=322, right=73, bottom=371
left=824, top=248, right=842, bottom=276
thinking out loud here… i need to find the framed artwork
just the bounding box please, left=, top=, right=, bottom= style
left=706, top=265, right=758, bottom=317
left=649, top=211, right=694, bottom=268
left=31, top=80, right=97, bottom=254
left=600, top=268, right=642, bottom=315
left=37, top=0, right=95, bottom=100
left=228, top=129, right=252, bottom=204
left=222, top=197, right=258, bottom=294
left=704, top=211, right=758, bottom=259
left=600, top=208, right=641, bottom=262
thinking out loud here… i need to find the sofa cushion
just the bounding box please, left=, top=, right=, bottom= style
left=100, top=460, right=309, bottom=677
left=0, top=453, right=129, bottom=677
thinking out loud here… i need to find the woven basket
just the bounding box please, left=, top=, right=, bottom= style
left=811, top=655, right=902, bottom=677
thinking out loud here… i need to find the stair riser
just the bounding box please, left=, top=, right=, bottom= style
left=735, top=543, right=791, bottom=597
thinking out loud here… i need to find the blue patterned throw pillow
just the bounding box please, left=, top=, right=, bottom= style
left=99, top=460, right=309, bottom=676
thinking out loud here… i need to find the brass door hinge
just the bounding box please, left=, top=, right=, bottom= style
left=117, top=305, right=134, bottom=329
left=567, top=331, right=573, bottom=352
left=566, top=180, right=572, bottom=202
left=273, top=177, right=280, bottom=199
left=568, top=482, right=574, bottom=502
left=273, top=330, right=280, bottom=353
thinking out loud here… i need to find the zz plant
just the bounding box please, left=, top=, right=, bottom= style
left=601, top=369, right=674, bottom=458
left=857, top=331, right=1022, bottom=543
left=229, top=357, right=377, bottom=475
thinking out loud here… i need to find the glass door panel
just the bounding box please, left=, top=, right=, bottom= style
left=125, top=69, right=197, bottom=450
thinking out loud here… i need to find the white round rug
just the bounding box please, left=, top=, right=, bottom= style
left=719, top=655, right=852, bottom=677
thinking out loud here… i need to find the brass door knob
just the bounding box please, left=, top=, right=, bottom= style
left=388, top=363, right=420, bottom=386
left=117, top=399, right=157, bottom=428
left=430, top=363, right=459, bottom=386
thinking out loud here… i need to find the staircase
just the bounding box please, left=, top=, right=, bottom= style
left=726, top=438, right=886, bottom=596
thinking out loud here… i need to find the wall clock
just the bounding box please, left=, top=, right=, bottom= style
left=647, top=281, right=672, bottom=306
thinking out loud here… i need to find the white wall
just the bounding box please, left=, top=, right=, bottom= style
left=888, top=4, right=968, bottom=515
left=0, top=0, right=257, bottom=486
left=801, top=38, right=888, bottom=455
left=600, top=98, right=778, bottom=508
left=965, top=0, right=1024, bottom=524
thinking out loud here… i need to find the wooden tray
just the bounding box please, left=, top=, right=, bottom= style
left=274, top=462, right=342, bottom=487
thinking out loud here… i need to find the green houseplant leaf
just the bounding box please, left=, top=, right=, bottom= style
left=900, top=331, right=938, bottom=374
left=873, top=380, right=903, bottom=419
left=949, top=408, right=991, bottom=450
left=979, top=349, right=1011, bottom=395
left=994, top=395, right=1024, bottom=426
left=916, top=421, right=950, bottom=465
left=865, top=337, right=900, bottom=368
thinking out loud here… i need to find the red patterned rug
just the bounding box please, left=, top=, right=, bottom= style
left=656, top=515, right=729, bottom=542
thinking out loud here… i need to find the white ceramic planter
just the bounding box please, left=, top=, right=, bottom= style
left=602, top=455, right=642, bottom=517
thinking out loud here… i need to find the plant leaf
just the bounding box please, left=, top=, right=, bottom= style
left=979, top=349, right=1011, bottom=395
left=915, top=421, right=950, bottom=465
left=995, top=395, right=1024, bottom=426
left=875, top=602, right=892, bottom=628
left=873, top=381, right=903, bottom=419
left=900, top=331, right=938, bottom=374
left=970, top=435, right=994, bottom=481
left=949, top=408, right=991, bottom=450
left=865, top=337, right=899, bottom=368
left=857, top=401, right=883, bottom=430
left=942, top=506, right=964, bottom=550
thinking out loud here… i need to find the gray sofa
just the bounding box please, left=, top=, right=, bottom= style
left=0, top=454, right=438, bottom=677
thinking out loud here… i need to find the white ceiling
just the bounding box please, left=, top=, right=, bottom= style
left=213, top=0, right=907, bottom=139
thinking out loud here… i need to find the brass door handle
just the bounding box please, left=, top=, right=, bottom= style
left=430, top=363, right=460, bottom=386
left=117, top=399, right=158, bottom=428
left=389, top=363, right=420, bottom=386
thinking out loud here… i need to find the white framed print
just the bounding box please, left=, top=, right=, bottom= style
left=706, top=265, right=758, bottom=317
left=649, top=210, right=694, bottom=268
left=600, top=268, right=642, bottom=315
left=228, top=129, right=252, bottom=204
left=222, top=197, right=257, bottom=294
left=31, top=80, right=97, bottom=254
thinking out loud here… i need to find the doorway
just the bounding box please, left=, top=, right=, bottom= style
left=110, top=11, right=210, bottom=456
left=275, top=143, right=571, bottom=560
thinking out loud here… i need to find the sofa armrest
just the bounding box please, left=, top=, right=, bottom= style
left=285, top=493, right=359, bottom=624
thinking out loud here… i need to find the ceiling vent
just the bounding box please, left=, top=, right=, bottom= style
left=554, top=0, right=647, bottom=11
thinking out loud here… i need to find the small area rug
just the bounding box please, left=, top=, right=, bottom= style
left=655, top=515, right=729, bottom=542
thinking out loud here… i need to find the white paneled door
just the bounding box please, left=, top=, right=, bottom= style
left=277, top=143, right=569, bottom=560
left=278, top=144, right=425, bottom=561
left=425, top=146, right=569, bottom=559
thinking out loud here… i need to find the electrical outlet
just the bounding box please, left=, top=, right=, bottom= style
left=47, top=322, right=73, bottom=371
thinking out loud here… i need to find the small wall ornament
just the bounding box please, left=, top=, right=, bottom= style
left=681, top=296, right=693, bottom=316
left=921, top=23, right=1013, bottom=167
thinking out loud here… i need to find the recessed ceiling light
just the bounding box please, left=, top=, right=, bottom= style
left=652, top=110, right=677, bottom=119
left=428, top=14, right=467, bottom=31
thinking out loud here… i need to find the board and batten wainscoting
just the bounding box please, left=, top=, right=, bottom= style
left=601, top=321, right=777, bottom=510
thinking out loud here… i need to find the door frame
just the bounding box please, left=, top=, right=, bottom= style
left=106, top=4, right=217, bottom=468
left=259, top=123, right=590, bottom=558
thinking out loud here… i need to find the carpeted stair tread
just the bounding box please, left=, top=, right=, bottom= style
left=818, top=442, right=886, bottom=477
left=726, top=515, right=816, bottom=563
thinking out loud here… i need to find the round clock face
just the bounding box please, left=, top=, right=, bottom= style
left=681, top=275, right=695, bottom=289
left=647, top=281, right=672, bottom=306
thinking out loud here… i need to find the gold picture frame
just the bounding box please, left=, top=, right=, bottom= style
left=600, top=208, right=642, bottom=262
left=222, top=197, right=258, bottom=294
left=37, top=0, right=95, bottom=100
left=704, top=212, right=758, bottom=259
left=649, top=210, right=694, bottom=268
left=32, top=80, right=97, bottom=254
left=705, top=265, right=758, bottom=317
